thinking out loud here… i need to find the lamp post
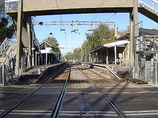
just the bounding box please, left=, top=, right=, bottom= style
left=45, top=32, right=53, bottom=65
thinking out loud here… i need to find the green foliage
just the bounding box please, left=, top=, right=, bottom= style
left=73, top=47, right=81, bottom=61
left=65, top=52, right=74, bottom=61
left=64, top=47, right=81, bottom=61
left=65, top=24, right=114, bottom=62
left=0, top=18, right=8, bottom=27
left=6, top=25, right=15, bottom=38
left=65, top=48, right=81, bottom=61
left=0, top=27, right=6, bottom=42
left=45, top=36, right=61, bottom=58
left=85, top=24, right=111, bottom=49
left=0, top=17, right=15, bottom=43
left=0, top=2, right=15, bottom=42
left=46, top=37, right=59, bottom=49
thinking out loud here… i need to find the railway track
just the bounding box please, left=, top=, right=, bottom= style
left=79, top=67, right=126, bottom=117
left=50, top=66, right=70, bottom=118
left=77, top=65, right=158, bottom=118
left=1, top=64, right=158, bottom=118
left=0, top=63, right=69, bottom=118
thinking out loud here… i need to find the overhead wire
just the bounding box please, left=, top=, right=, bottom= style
left=105, top=0, right=130, bottom=21
left=92, top=0, right=107, bottom=22
left=86, top=0, right=107, bottom=31
left=84, top=0, right=131, bottom=52
left=20, top=0, right=52, bottom=37
left=54, top=0, right=65, bottom=30
left=85, top=0, right=131, bottom=35
left=54, top=0, right=68, bottom=51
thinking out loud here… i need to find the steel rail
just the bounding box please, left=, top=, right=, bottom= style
left=74, top=66, right=98, bottom=118
left=92, top=64, right=123, bottom=81
left=89, top=64, right=158, bottom=107
left=79, top=66, right=126, bottom=118
left=50, top=66, right=71, bottom=118
left=0, top=64, right=67, bottom=118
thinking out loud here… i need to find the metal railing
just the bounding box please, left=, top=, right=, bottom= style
left=139, top=0, right=158, bottom=14
left=0, top=38, right=10, bottom=54
left=145, top=61, right=158, bottom=86
left=3, top=46, right=16, bottom=65
left=5, top=0, right=18, bottom=11
left=0, top=64, right=5, bottom=85
left=4, top=0, right=158, bottom=14
left=0, top=46, right=16, bottom=86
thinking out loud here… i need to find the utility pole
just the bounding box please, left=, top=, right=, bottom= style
left=16, top=0, right=23, bottom=75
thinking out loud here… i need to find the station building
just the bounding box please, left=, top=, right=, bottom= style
left=89, top=28, right=158, bottom=66
left=39, top=41, right=57, bottom=65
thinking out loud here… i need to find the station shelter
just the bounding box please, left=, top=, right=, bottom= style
left=40, top=41, right=57, bottom=65
left=89, top=28, right=158, bottom=66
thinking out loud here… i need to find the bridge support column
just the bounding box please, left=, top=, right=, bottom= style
left=27, top=16, right=33, bottom=68
left=15, top=0, right=32, bottom=75
left=114, top=45, right=117, bottom=65
left=15, top=0, right=23, bottom=75
left=129, top=0, right=139, bottom=78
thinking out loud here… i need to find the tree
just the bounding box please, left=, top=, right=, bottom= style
left=47, top=37, right=58, bottom=47
left=81, top=24, right=114, bottom=61
left=73, top=48, right=81, bottom=61
left=64, top=24, right=115, bottom=62
left=45, top=36, right=61, bottom=59
left=65, top=52, right=73, bottom=61
left=0, top=17, right=15, bottom=43
left=0, top=0, right=15, bottom=43
left=86, top=24, right=112, bottom=49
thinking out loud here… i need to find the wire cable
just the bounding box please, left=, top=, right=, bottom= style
left=105, top=0, right=130, bottom=21
left=92, top=0, right=107, bottom=22
left=86, top=0, right=107, bottom=31
left=54, top=0, right=65, bottom=30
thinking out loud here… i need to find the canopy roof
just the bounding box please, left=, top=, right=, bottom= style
left=89, top=40, right=129, bottom=54
left=103, top=40, right=129, bottom=48
left=41, top=47, right=56, bottom=54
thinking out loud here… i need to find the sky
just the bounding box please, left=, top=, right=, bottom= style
left=33, top=11, right=158, bottom=55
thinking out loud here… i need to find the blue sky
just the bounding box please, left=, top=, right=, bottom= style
left=33, top=12, right=158, bottom=55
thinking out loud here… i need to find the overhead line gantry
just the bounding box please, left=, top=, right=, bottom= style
left=33, top=20, right=118, bottom=37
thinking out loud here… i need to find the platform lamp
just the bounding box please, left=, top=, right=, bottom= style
left=45, top=32, right=53, bottom=65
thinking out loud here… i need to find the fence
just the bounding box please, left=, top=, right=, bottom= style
left=144, top=61, right=158, bottom=85
left=139, top=0, right=158, bottom=14
left=0, top=38, right=10, bottom=54
left=5, top=0, right=18, bottom=11
left=0, top=64, right=4, bottom=85
left=0, top=63, right=11, bottom=86
left=0, top=44, right=16, bottom=86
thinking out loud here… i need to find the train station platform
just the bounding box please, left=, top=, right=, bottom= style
left=17, top=63, right=65, bottom=84
left=87, top=63, right=148, bottom=84
left=18, top=64, right=53, bottom=83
